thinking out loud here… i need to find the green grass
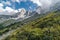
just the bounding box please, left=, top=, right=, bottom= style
left=4, top=10, right=60, bottom=40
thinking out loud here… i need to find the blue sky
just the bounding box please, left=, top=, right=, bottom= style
left=0, top=0, right=43, bottom=15
left=0, top=0, right=38, bottom=11
left=15, top=1, right=37, bottom=10
left=0, top=0, right=59, bottom=15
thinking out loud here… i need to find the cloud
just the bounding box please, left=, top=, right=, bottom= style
left=0, top=4, right=19, bottom=15
left=2, top=1, right=11, bottom=6
left=0, top=0, right=60, bottom=15
left=0, top=3, right=4, bottom=7
left=15, top=0, right=20, bottom=3
left=31, top=0, right=52, bottom=7
left=11, top=0, right=27, bottom=3
left=14, top=10, right=18, bottom=13
left=30, top=0, right=42, bottom=6
left=40, top=0, right=52, bottom=9
left=52, top=0, right=60, bottom=4
left=4, top=6, right=19, bottom=15
left=0, top=1, right=19, bottom=15
left=31, top=0, right=60, bottom=7
left=11, top=0, right=20, bottom=3
left=18, top=9, right=22, bottom=12
left=5, top=7, right=14, bottom=12
left=6, top=1, right=11, bottom=6
left=0, top=3, right=4, bottom=12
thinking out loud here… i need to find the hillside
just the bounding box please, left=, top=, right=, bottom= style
left=0, top=11, right=46, bottom=36
left=4, top=10, right=60, bottom=40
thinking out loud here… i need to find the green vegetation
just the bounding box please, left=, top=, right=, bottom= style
left=4, top=10, right=60, bottom=40
left=0, top=19, right=22, bottom=35
left=0, top=12, right=45, bottom=35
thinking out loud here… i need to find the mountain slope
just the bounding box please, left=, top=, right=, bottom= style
left=0, top=11, right=44, bottom=35
left=4, top=10, right=60, bottom=40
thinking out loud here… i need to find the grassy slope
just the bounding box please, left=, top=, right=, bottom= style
left=0, top=12, right=45, bottom=35
left=4, top=10, right=60, bottom=40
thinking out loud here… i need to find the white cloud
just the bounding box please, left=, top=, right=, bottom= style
left=0, top=3, right=19, bottom=15
left=40, top=0, right=52, bottom=6
left=31, top=0, right=52, bottom=9
left=52, top=0, right=60, bottom=4
left=5, top=7, right=19, bottom=14
left=16, top=0, right=20, bottom=2
left=11, top=0, right=20, bottom=3
left=14, top=10, right=18, bottom=13
left=0, top=3, right=4, bottom=12
left=20, top=0, right=27, bottom=2
left=11, top=0, right=27, bottom=3
left=0, top=3, right=4, bottom=7
left=18, top=9, right=22, bottom=12
left=2, top=1, right=11, bottom=6
left=5, top=7, right=14, bottom=13
left=0, top=5, right=19, bottom=15
left=30, top=0, right=60, bottom=7
left=31, top=0, right=42, bottom=6
left=6, top=1, right=11, bottom=6
left=31, top=0, right=52, bottom=6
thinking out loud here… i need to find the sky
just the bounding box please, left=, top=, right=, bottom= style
left=0, top=0, right=60, bottom=15
left=0, top=0, right=38, bottom=12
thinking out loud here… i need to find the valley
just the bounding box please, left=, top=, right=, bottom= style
left=0, top=10, right=60, bottom=40
left=0, top=0, right=60, bottom=40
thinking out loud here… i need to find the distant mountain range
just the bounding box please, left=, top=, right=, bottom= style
left=2, top=6, right=60, bottom=40
left=0, top=2, right=60, bottom=24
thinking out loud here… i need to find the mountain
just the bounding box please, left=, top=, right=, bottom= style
left=0, top=1, right=60, bottom=36
left=0, top=2, right=60, bottom=40
left=0, top=8, right=26, bottom=19
left=0, top=1, right=60, bottom=27
left=4, top=10, right=60, bottom=40
left=0, top=9, right=45, bottom=36
left=49, top=2, right=60, bottom=12
left=0, top=8, right=27, bottom=24
left=0, top=2, right=60, bottom=32
left=35, top=1, right=60, bottom=14
left=0, top=8, right=39, bottom=26
left=1, top=1, right=60, bottom=23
